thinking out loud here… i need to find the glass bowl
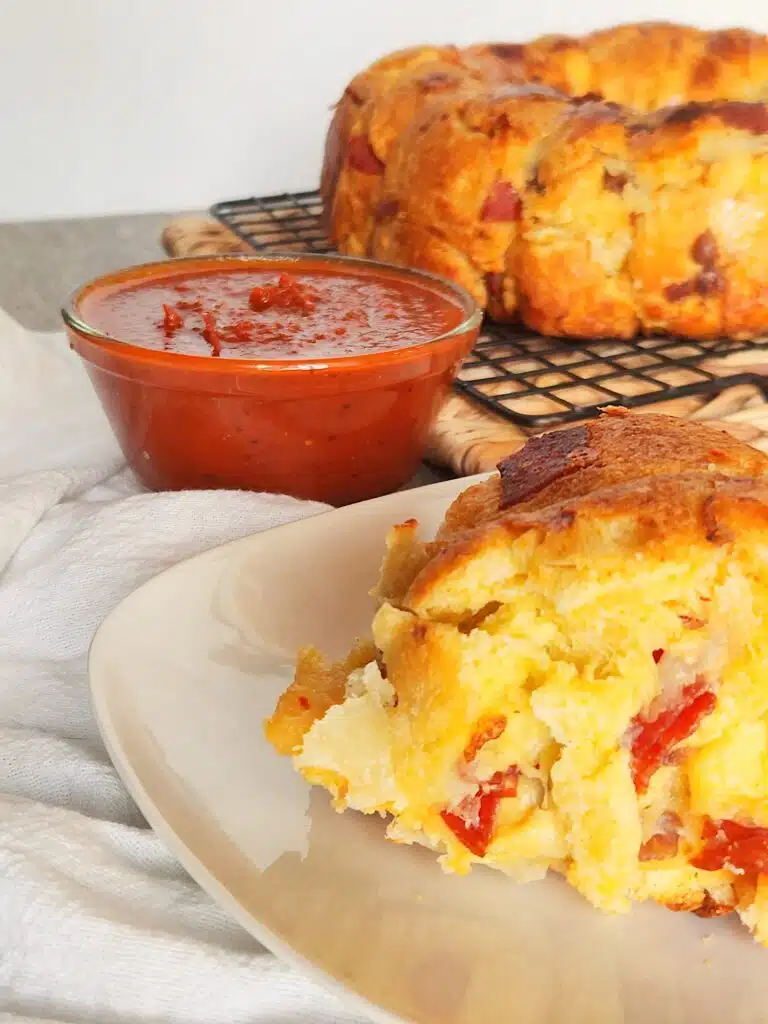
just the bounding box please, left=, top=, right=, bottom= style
left=62, top=253, right=482, bottom=505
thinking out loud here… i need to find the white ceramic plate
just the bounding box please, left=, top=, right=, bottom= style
left=90, top=477, right=768, bottom=1024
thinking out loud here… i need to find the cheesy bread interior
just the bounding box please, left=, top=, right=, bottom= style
left=265, top=410, right=768, bottom=947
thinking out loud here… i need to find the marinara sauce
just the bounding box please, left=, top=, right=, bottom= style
left=80, top=268, right=462, bottom=361
left=64, top=256, right=480, bottom=504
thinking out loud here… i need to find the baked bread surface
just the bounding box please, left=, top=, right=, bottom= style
left=266, top=411, right=768, bottom=947
left=322, top=23, right=768, bottom=339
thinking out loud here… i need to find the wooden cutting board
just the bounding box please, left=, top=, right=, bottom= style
left=161, top=214, right=768, bottom=471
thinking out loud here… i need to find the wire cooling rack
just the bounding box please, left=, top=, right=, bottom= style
left=211, top=191, right=768, bottom=428
left=212, top=191, right=328, bottom=253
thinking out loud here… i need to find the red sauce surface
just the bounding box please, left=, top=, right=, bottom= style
left=66, top=256, right=480, bottom=505
left=80, top=268, right=462, bottom=360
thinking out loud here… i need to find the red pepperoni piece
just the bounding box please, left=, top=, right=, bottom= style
left=629, top=678, right=716, bottom=793
left=483, top=766, right=520, bottom=797
left=480, top=181, right=522, bottom=222
left=692, top=818, right=768, bottom=875
left=347, top=135, right=385, bottom=174
left=201, top=311, right=221, bottom=356
left=440, top=766, right=519, bottom=857
left=441, top=791, right=500, bottom=858
left=463, top=714, right=507, bottom=762
left=249, top=274, right=318, bottom=315
left=161, top=304, right=183, bottom=337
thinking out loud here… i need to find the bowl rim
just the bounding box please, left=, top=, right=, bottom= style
left=62, top=252, right=483, bottom=376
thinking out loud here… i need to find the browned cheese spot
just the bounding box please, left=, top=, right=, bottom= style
left=497, top=425, right=598, bottom=509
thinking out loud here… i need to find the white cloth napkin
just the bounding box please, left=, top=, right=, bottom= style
left=0, top=309, right=367, bottom=1023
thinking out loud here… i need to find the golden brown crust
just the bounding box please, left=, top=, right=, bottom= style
left=323, top=23, right=768, bottom=338
left=319, top=99, right=354, bottom=234
left=499, top=408, right=768, bottom=508
left=408, top=471, right=768, bottom=614
left=264, top=639, right=377, bottom=755
left=268, top=409, right=768, bottom=943
left=690, top=891, right=736, bottom=917
left=688, top=29, right=768, bottom=103
left=583, top=23, right=707, bottom=108
left=371, top=518, right=429, bottom=606
left=322, top=46, right=468, bottom=253
left=517, top=101, right=638, bottom=337
left=431, top=410, right=768, bottom=554
left=497, top=423, right=598, bottom=507
left=433, top=475, right=504, bottom=548
left=373, top=84, right=570, bottom=321
left=658, top=889, right=735, bottom=917
left=632, top=102, right=768, bottom=338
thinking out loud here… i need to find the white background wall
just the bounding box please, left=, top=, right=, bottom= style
left=1, top=0, right=767, bottom=222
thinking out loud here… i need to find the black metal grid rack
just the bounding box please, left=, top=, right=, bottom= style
left=212, top=191, right=768, bottom=428
left=212, top=191, right=329, bottom=254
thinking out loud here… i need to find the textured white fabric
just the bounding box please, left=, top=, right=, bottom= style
left=0, top=309, right=366, bottom=1023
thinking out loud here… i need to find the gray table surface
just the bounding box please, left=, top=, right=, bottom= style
left=0, top=212, right=176, bottom=331
left=0, top=212, right=446, bottom=489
